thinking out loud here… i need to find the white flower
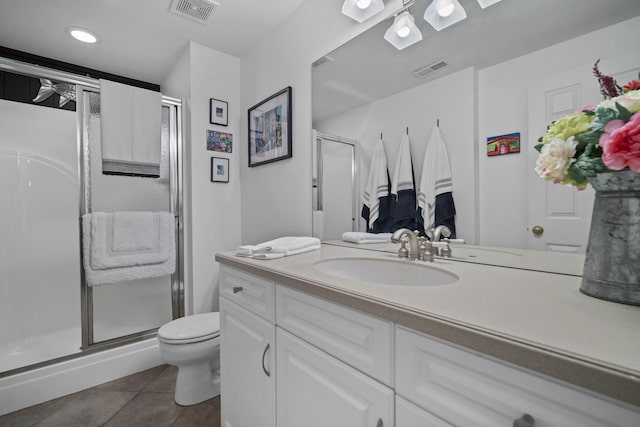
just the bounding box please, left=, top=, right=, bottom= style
left=599, top=89, right=640, bottom=114
left=535, top=136, right=577, bottom=182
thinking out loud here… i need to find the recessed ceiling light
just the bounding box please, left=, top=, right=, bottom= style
left=66, top=27, right=100, bottom=44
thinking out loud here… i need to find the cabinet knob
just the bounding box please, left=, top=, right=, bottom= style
left=232, top=286, right=243, bottom=294
left=531, top=225, right=544, bottom=236
left=513, top=413, right=535, bottom=427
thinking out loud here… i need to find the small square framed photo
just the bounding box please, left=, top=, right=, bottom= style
left=210, top=98, right=228, bottom=126
left=210, top=157, right=229, bottom=183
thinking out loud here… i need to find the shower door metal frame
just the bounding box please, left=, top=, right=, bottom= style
left=0, top=56, right=185, bottom=370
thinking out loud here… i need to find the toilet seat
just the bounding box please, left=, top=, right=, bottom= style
left=158, top=312, right=220, bottom=344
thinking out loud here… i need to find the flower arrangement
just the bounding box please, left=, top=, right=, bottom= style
left=535, top=60, right=640, bottom=189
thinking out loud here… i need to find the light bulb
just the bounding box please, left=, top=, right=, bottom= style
left=396, top=25, right=411, bottom=38
left=66, top=27, right=99, bottom=44
left=438, top=1, right=454, bottom=17
left=356, top=0, right=371, bottom=9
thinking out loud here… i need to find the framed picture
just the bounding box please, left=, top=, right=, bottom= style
left=210, top=157, right=229, bottom=183
left=487, top=132, right=521, bottom=156
left=248, top=86, right=292, bottom=167
left=210, top=98, right=228, bottom=126
left=206, top=130, right=233, bottom=153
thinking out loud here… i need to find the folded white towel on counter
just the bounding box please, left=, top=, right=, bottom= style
left=82, top=211, right=175, bottom=286
left=341, top=232, right=392, bottom=244
left=236, top=236, right=321, bottom=259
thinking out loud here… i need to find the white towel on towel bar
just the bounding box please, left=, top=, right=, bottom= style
left=100, top=79, right=162, bottom=177
left=362, top=136, right=389, bottom=229
left=82, top=211, right=175, bottom=286
left=236, top=236, right=321, bottom=259
left=418, top=125, right=453, bottom=231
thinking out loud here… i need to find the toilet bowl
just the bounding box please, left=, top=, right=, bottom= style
left=157, top=312, right=220, bottom=406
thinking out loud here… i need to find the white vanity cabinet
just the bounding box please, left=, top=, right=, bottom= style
left=219, top=267, right=276, bottom=427
left=395, top=326, right=640, bottom=427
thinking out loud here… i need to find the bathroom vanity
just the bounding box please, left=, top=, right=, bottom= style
left=215, top=245, right=640, bottom=426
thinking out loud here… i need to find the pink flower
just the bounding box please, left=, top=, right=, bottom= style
left=599, top=112, right=640, bottom=172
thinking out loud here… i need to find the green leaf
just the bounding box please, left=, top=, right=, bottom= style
left=582, top=109, right=595, bottom=116
left=534, top=143, right=543, bottom=153
left=614, top=102, right=632, bottom=122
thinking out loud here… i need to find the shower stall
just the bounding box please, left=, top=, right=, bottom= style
left=0, top=57, right=183, bottom=414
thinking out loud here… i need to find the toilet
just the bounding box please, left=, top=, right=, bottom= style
left=157, top=312, right=221, bottom=406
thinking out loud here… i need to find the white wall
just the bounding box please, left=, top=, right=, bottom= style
left=316, top=67, right=477, bottom=243
left=239, top=0, right=403, bottom=245
left=162, top=42, right=241, bottom=314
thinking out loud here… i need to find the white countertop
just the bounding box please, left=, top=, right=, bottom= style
left=215, top=244, right=640, bottom=408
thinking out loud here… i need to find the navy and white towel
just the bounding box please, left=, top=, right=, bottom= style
left=362, top=136, right=391, bottom=232
left=418, top=125, right=456, bottom=235
left=389, top=133, right=416, bottom=231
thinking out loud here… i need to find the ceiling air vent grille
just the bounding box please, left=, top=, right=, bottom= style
left=169, top=0, right=220, bottom=24
left=413, top=60, right=448, bottom=79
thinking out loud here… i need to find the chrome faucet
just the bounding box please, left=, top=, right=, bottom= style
left=391, top=228, right=433, bottom=261
left=430, top=225, right=451, bottom=256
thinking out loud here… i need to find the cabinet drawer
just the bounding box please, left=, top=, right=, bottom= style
left=219, top=266, right=274, bottom=321
left=276, top=285, right=393, bottom=386
left=396, top=396, right=452, bottom=427
left=396, top=326, right=639, bottom=427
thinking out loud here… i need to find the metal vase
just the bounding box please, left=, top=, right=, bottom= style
left=580, top=169, right=640, bottom=305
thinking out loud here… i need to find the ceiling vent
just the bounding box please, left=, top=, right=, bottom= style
left=169, top=0, right=220, bottom=24
left=312, top=55, right=334, bottom=68
left=413, top=60, right=448, bottom=79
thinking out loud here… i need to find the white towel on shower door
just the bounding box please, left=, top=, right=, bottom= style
left=100, top=79, right=162, bottom=177
left=82, top=211, right=175, bottom=286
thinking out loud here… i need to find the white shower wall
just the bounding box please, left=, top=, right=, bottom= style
left=0, top=99, right=81, bottom=372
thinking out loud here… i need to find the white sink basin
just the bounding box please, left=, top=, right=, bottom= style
left=314, top=257, right=459, bottom=286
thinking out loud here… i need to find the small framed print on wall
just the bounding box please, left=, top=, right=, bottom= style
left=210, top=98, right=228, bottom=126
left=210, top=157, right=229, bottom=183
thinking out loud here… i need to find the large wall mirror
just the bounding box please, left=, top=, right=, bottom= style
left=312, top=0, right=640, bottom=265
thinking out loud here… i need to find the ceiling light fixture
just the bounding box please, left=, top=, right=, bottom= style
left=424, top=0, right=466, bottom=31
left=65, top=27, right=100, bottom=44
left=342, top=0, right=385, bottom=23
left=384, top=11, right=422, bottom=51
left=477, top=0, right=502, bottom=8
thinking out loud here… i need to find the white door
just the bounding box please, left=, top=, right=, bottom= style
left=276, top=327, right=394, bottom=427
left=528, top=56, right=639, bottom=252
left=220, top=298, right=275, bottom=427
left=527, top=64, right=599, bottom=252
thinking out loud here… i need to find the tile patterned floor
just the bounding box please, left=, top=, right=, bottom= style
left=0, top=365, right=221, bottom=427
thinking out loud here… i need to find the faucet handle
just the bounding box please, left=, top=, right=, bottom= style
left=432, top=241, right=451, bottom=257
left=418, top=237, right=434, bottom=262
left=397, top=237, right=409, bottom=258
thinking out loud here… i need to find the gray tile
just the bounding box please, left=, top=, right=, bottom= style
left=103, top=392, right=182, bottom=427
left=0, top=393, right=78, bottom=427
left=34, top=390, right=135, bottom=427
left=144, top=365, right=178, bottom=393
left=171, top=396, right=221, bottom=427
left=93, top=365, right=167, bottom=392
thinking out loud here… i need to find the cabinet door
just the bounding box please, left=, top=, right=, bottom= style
left=277, top=327, right=394, bottom=427
left=396, top=396, right=453, bottom=427
left=220, top=297, right=275, bottom=427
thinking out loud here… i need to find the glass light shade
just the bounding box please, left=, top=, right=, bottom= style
left=477, top=0, right=502, bottom=8
left=384, top=11, right=422, bottom=51
left=342, top=0, right=384, bottom=23
left=66, top=27, right=100, bottom=44
left=424, top=0, right=466, bottom=31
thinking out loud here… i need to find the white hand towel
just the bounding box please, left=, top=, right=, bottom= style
left=362, top=136, right=389, bottom=229
left=236, top=236, right=321, bottom=259
left=418, top=125, right=453, bottom=231
left=100, top=79, right=162, bottom=177
left=391, top=133, right=414, bottom=196
left=342, top=232, right=392, bottom=244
